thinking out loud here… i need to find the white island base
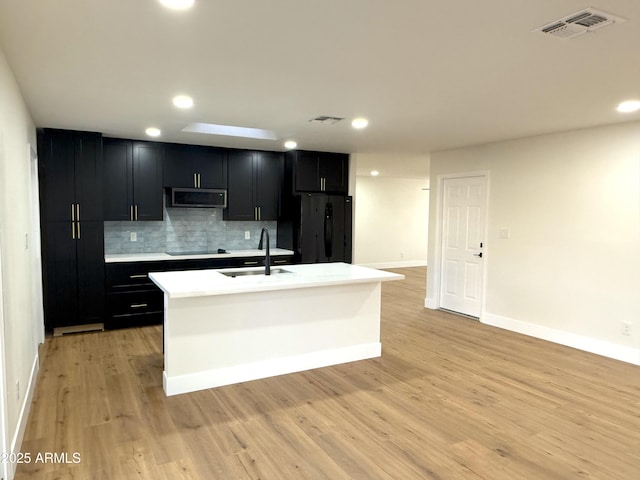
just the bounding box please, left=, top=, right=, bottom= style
left=150, top=263, right=403, bottom=396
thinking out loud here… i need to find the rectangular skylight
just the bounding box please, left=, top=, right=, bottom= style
left=182, top=122, right=277, bottom=140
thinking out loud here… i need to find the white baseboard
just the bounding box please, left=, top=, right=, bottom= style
left=7, top=352, right=39, bottom=479
left=425, top=297, right=437, bottom=309
left=358, top=261, right=427, bottom=269
left=164, top=342, right=381, bottom=396
left=482, top=313, right=640, bottom=366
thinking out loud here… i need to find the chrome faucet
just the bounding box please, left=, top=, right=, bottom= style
left=258, top=227, right=271, bottom=275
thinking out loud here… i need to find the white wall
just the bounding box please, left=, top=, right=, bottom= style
left=427, top=121, right=640, bottom=364
left=0, top=46, right=42, bottom=478
left=352, top=153, right=430, bottom=268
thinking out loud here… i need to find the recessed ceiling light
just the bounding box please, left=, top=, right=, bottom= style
left=158, top=0, right=194, bottom=10
left=173, top=95, right=194, bottom=109
left=182, top=122, right=277, bottom=140
left=352, top=117, right=369, bottom=129
left=370, top=170, right=380, bottom=176
left=145, top=127, right=161, bottom=137
left=616, top=100, right=640, bottom=113
left=284, top=140, right=297, bottom=150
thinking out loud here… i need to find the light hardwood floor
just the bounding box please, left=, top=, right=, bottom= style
left=15, top=267, right=640, bottom=479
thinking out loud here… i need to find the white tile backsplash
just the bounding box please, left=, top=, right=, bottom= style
left=105, top=207, right=276, bottom=255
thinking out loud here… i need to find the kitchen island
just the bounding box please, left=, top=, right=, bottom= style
left=149, top=263, right=404, bottom=396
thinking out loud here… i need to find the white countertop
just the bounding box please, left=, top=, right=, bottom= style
left=149, top=262, right=404, bottom=298
left=105, top=248, right=294, bottom=263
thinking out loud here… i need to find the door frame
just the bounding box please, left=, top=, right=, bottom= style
left=429, top=171, right=490, bottom=318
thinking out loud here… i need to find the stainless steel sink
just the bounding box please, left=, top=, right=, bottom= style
left=220, top=268, right=292, bottom=278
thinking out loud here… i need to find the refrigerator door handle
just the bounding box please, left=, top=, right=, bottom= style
left=324, top=202, right=333, bottom=259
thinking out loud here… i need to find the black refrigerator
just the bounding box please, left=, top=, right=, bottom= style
left=278, top=194, right=352, bottom=264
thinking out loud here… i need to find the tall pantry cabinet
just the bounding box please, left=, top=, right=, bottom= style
left=38, top=129, right=105, bottom=334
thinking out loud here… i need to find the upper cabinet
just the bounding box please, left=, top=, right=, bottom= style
left=225, top=150, right=283, bottom=221
left=39, top=129, right=103, bottom=222
left=163, top=144, right=227, bottom=189
left=285, top=150, right=349, bottom=194
left=103, top=138, right=163, bottom=221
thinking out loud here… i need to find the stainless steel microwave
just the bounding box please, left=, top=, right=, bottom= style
left=169, top=188, right=227, bottom=208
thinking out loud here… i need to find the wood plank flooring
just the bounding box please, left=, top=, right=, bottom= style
left=15, top=267, right=640, bottom=479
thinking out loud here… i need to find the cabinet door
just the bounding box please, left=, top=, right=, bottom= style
left=294, top=151, right=320, bottom=192
left=163, top=143, right=197, bottom=188
left=255, top=152, right=282, bottom=221
left=197, top=147, right=226, bottom=189
left=75, top=221, right=105, bottom=325
left=164, top=145, right=227, bottom=189
left=133, top=142, right=163, bottom=220
left=319, top=153, right=348, bottom=194
left=42, top=222, right=79, bottom=329
left=74, top=132, right=104, bottom=221
left=103, top=139, right=134, bottom=220
left=40, top=131, right=76, bottom=222
left=226, top=151, right=255, bottom=221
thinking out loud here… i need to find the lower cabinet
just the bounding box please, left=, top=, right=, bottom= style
left=105, top=262, right=165, bottom=329
left=105, top=256, right=294, bottom=329
left=43, top=221, right=105, bottom=333
left=107, top=290, right=165, bottom=329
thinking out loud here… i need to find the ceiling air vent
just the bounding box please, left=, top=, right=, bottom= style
left=535, top=8, right=626, bottom=39
left=308, top=116, right=344, bottom=125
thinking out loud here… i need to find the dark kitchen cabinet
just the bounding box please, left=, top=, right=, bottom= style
left=231, top=256, right=293, bottom=268
left=103, top=138, right=163, bottom=221
left=106, top=255, right=284, bottom=329
left=105, top=262, right=164, bottom=329
left=285, top=150, right=349, bottom=194
left=38, top=129, right=105, bottom=333
left=163, top=144, right=227, bottom=189
left=225, top=150, right=283, bottom=221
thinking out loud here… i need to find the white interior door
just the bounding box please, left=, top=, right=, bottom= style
left=440, top=175, right=486, bottom=317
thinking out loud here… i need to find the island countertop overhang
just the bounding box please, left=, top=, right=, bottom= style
left=149, top=262, right=404, bottom=299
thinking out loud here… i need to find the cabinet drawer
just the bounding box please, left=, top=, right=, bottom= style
left=272, top=257, right=293, bottom=266
left=235, top=257, right=264, bottom=267
left=106, top=263, right=159, bottom=290
left=107, top=290, right=163, bottom=317
left=105, top=311, right=163, bottom=330
left=231, top=256, right=292, bottom=267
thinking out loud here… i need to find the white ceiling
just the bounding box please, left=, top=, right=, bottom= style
left=1, top=0, right=639, bottom=162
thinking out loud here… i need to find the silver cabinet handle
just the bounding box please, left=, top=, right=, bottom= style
left=77, top=222, right=80, bottom=239
left=76, top=203, right=80, bottom=221
left=243, top=261, right=259, bottom=265
left=130, top=205, right=134, bottom=221
left=129, top=274, right=148, bottom=279
left=71, top=204, right=75, bottom=221
left=130, top=303, right=148, bottom=309
left=273, top=259, right=288, bottom=264
left=135, top=204, right=138, bottom=221
left=257, top=206, right=261, bottom=221
left=198, top=173, right=201, bottom=188
left=194, top=173, right=197, bottom=188
left=71, top=222, right=75, bottom=240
